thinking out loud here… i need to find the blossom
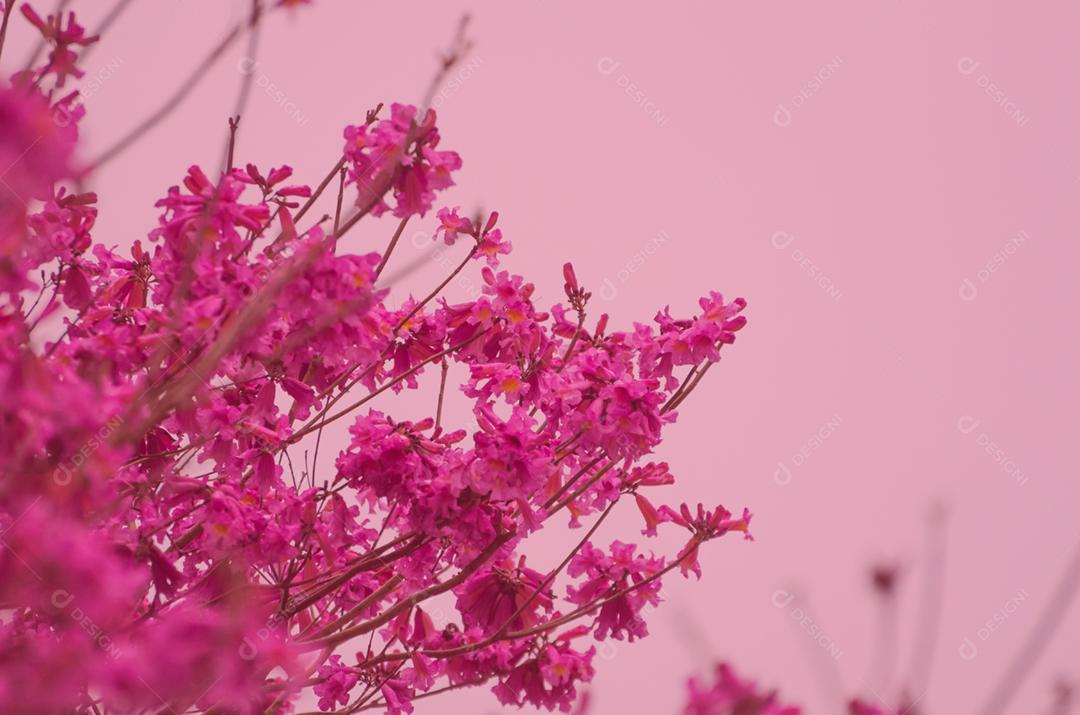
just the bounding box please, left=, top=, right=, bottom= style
left=344, top=103, right=462, bottom=218
left=634, top=492, right=663, bottom=536
left=567, top=541, right=664, bottom=641
left=476, top=226, right=512, bottom=266
left=19, top=7, right=98, bottom=87
left=434, top=205, right=474, bottom=245
left=493, top=637, right=595, bottom=712
left=238, top=163, right=312, bottom=201
left=456, top=558, right=553, bottom=635
left=314, top=655, right=359, bottom=711
left=0, top=85, right=77, bottom=208
left=683, top=663, right=801, bottom=715
left=654, top=502, right=753, bottom=578
left=381, top=676, right=415, bottom=715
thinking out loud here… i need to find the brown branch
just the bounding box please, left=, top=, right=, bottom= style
left=433, top=359, right=449, bottom=433
left=362, top=535, right=705, bottom=667
left=375, top=217, right=409, bottom=278
left=332, top=166, right=347, bottom=234
left=302, top=530, right=513, bottom=650
left=305, top=574, right=404, bottom=641
left=226, top=116, right=241, bottom=172
left=285, top=539, right=423, bottom=619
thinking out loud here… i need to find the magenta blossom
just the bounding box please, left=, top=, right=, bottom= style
left=683, top=663, right=801, bottom=715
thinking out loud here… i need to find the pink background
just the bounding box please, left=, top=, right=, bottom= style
left=11, top=0, right=1080, bottom=712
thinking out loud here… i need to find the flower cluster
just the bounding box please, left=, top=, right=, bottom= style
left=682, top=663, right=801, bottom=715
left=0, top=4, right=753, bottom=714
left=674, top=663, right=915, bottom=715
left=343, top=103, right=462, bottom=219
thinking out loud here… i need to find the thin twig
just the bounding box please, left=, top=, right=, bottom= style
left=494, top=499, right=618, bottom=639
left=231, top=0, right=263, bottom=121
left=864, top=585, right=898, bottom=696
left=785, top=589, right=847, bottom=710
left=0, top=0, right=17, bottom=65
left=375, top=217, right=409, bottom=277
left=419, top=14, right=473, bottom=111
left=905, top=504, right=948, bottom=700
left=978, top=539, right=1080, bottom=715
left=282, top=102, right=382, bottom=237
left=86, top=18, right=250, bottom=173
left=332, top=167, right=346, bottom=234
left=433, top=359, right=449, bottom=433
left=289, top=328, right=487, bottom=442
left=225, top=116, right=240, bottom=172
left=76, top=0, right=134, bottom=66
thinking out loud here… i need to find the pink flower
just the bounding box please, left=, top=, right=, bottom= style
left=562, top=261, right=590, bottom=309
left=457, top=558, right=553, bottom=635
left=634, top=493, right=663, bottom=536
left=476, top=227, right=512, bottom=266
left=0, top=85, right=77, bottom=204
left=344, top=103, right=461, bottom=218
left=683, top=663, right=800, bottom=715
left=381, top=676, right=415, bottom=715
left=314, top=655, right=358, bottom=711
left=493, top=637, right=595, bottom=712
left=239, top=163, right=311, bottom=201
left=660, top=503, right=753, bottom=578
left=434, top=205, right=474, bottom=245
left=567, top=541, right=664, bottom=641
left=19, top=7, right=98, bottom=87
left=464, top=406, right=552, bottom=503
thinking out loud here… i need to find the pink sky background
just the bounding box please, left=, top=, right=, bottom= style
left=8, top=1, right=1079, bottom=712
